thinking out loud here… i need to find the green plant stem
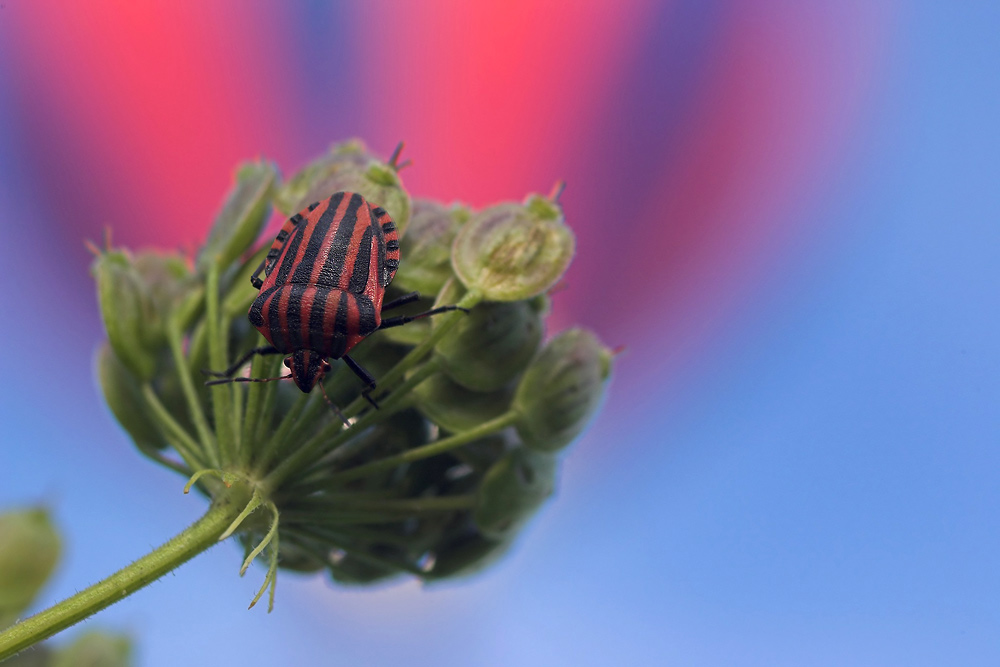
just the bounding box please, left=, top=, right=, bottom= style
left=0, top=485, right=253, bottom=662
left=261, top=290, right=480, bottom=488
left=167, top=322, right=219, bottom=466
left=206, top=263, right=237, bottom=467
left=241, top=353, right=283, bottom=466
left=280, top=527, right=426, bottom=577
left=141, top=385, right=207, bottom=470
left=264, top=361, right=436, bottom=491
left=326, top=410, right=519, bottom=485
left=253, top=391, right=312, bottom=476
left=130, top=439, right=193, bottom=478
left=295, top=494, right=475, bottom=513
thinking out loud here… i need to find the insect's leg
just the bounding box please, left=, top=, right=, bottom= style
left=317, top=380, right=351, bottom=427
left=205, top=374, right=291, bottom=386
left=202, top=345, right=282, bottom=378
left=381, top=291, right=421, bottom=311
left=378, top=305, right=469, bottom=330
left=342, top=354, right=380, bottom=409
left=250, top=259, right=267, bottom=289
left=250, top=212, right=305, bottom=288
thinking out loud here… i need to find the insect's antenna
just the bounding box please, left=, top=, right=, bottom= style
left=318, top=379, right=351, bottom=427
left=205, top=374, right=291, bottom=386
left=388, top=141, right=411, bottom=171
left=549, top=180, right=567, bottom=204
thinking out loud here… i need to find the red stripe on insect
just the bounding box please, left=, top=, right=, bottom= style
left=299, top=285, right=316, bottom=348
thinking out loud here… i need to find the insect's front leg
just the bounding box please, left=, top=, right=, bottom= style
left=342, top=354, right=380, bottom=409
left=378, top=304, right=469, bottom=330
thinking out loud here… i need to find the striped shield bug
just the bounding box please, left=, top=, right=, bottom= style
left=205, top=190, right=464, bottom=405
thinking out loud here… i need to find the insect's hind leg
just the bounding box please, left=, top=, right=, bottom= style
left=342, top=354, right=380, bottom=409
left=378, top=305, right=469, bottom=330
left=380, top=291, right=421, bottom=312
left=202, top=345, right=282, bottom=378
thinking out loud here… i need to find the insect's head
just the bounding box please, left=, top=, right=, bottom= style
left=284, top=350, right=331, bottom=393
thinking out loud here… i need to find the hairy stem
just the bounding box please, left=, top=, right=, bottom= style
left=0, top=485, right=252, bottom=662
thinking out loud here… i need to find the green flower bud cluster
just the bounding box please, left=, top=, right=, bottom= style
left=0, top=508, right=132, bottom=666
left=92, top=140, right=612, bottom=603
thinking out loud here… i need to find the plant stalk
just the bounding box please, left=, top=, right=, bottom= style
left=0, top=485, right=252, bottom=662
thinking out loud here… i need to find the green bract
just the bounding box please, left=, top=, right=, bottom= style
left=90, top=141, right=613, bottom=607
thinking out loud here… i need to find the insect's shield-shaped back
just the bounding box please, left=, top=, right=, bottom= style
left=91, top=141, right=614, bottom=593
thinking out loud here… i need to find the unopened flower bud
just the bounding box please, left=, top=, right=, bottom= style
left=392, top=199, right=469, bottom=294
left=0, top=508, right=61, bottom=625
left=309, top=163, right=411, bottom=237
left=132, top=252, right=192, bottom=313
left=52, top=631, right=131, bottom=667
left=425, top=525, right=514, bottom=580
left=452, top=195, right=574, bottom=301
left=473, top=447, right=557, bottom=539
left=329, top=547, right=405, bottom=586
left=513, top=328, right=612, bottom=453
left=96, top=343, right=169, bottom=451
left=275, top=138, right=373, bottom=215
left=197, top=160, right=277, bottom=274
left=412, top=372, right=513, bottom=434
left=92, top=251, right=158, bottom=380
left=331, top=408, right=429, bottom=474
left=272, top=543, right=325, bottom=574
left=450, top=433, right=507, bottom=472
left=435, top=299, right=544, bottom=392
left=279, top=141, right=412, bottom=235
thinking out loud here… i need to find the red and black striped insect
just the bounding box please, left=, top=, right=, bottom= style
left=206, top=190, right=462, bottom=403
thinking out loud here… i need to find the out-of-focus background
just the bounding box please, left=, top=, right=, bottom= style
left=1, top=1, right=998, bottom=665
